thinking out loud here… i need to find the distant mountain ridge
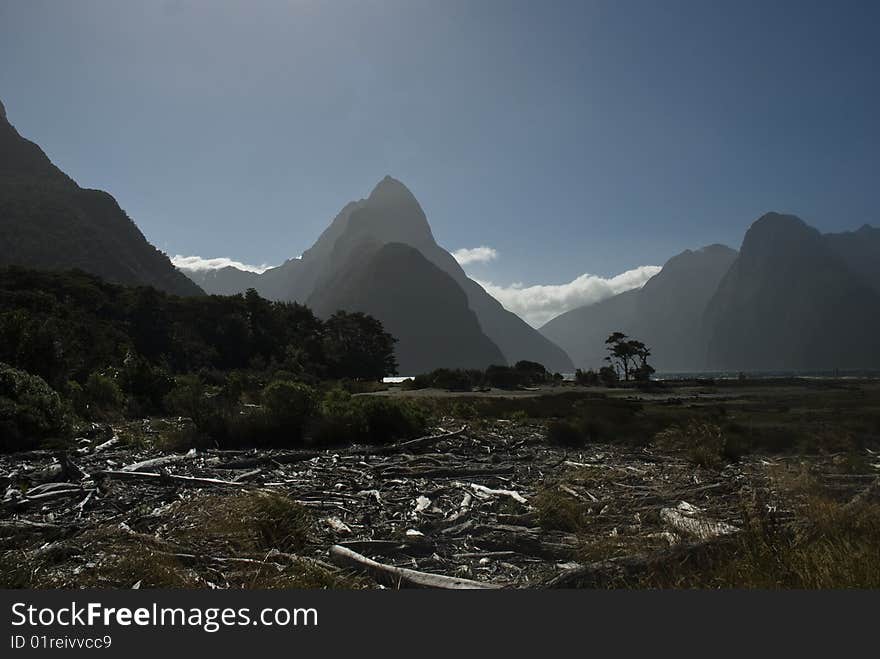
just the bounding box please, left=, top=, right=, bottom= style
left=0, top=98, right=202, bottom=297
left=181, top=176, right=574, bottom=372
left=824, top=224, right=880, bottom=294
left=541, top=244, right=738, bottom=371
left=542, top=212, right=880, bottom=373
left=703, top=213, right=880, bottom=370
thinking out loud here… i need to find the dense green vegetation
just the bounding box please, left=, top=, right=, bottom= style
left=0, top=363, right=71, bottom=451
left=0, top=267, right=417, bottom=451
left=0, top=267, right=396, bottom=387
left=406, top=360, right=561, bottom=391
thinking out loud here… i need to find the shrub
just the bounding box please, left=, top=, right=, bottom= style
left=261, top=380, right=318, bottom=436
left=430, top=369, right=475, bottom=392
left=510, top=410, right=529, bottom=424
left=575, top=369, right=599, bottom=386
left=356, top=397, right=427, bottom=444
left=546, top=419, right=587, bottom=447
left=655, top=421, right=727, bottom=468
left=533, top=487, right=588, bottom=533
left=484, top=365, right=525, bottom=389
left=311, top=389, right=427, bottom=446
left=514, top=360, right=551, bottom=385
left=119, top=355, right=174, bottom=416
left=598, top=366, right=618, bottom=386
left=164, top=375, right=210, bottom=425
left=73, top=372, right=125, bottom=420
left=0, top=363, right=71, bottom=452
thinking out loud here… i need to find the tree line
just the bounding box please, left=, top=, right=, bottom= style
left=0, top=267, right=397, bottom=388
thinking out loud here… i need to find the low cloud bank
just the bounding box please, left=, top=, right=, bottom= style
left=474, top=265, right=661, bottom=328
left=171, top=255, right=275, bottom=274
left=452, top=246, right=498, bottom=265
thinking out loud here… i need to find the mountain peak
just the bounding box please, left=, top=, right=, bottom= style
left=0, top=98, right=6, bottom=121
left=367, top=175, right=419, bottom=205
left=742, top=212, right=818, bottom=253
left=751, top=211, right=809, bottom=232
left=335, top=175, right=435, bottom=246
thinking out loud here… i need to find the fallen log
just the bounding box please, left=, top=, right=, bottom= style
left=121, top=449, right=198, bottom=472
left=464, top=483, right=528, bottom=504
left=660, top=502, right=738, bottom=541
left=89, top=434, right=120, bottom=454
left=365, top=426, right=467, bottom=456
left=379, top=465, right=515, bottom=479
left=0, top=519, right=64, bottom=535
left=92, top=470, right=260, bottom=489
left=3, top=487, right=89, bottom=511
left=329, top=544, right=502, bottom=589
left=217, top=426, right=468, bottom=470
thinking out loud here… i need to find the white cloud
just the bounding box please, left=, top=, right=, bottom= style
left=452, top=246, right=498, bottom=265
left=474, top=265, right=662, bottom=328
left=171, top=255, right=275, bottom=274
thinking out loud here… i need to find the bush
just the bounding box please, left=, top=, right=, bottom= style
left=533, top=487, right=588, bottom=532
left=164, top=375, right=210, bottom=425
left=0, top=363, right=71, bottom=452
left=546, top=419, right=587, bottom=447
left=430, top=369, right=476, bottom=392
left=310, top=389, right=427, bottom=446
left=513, top=360, right=551, bottom=385
left=655, top=421, right=727, bottom=468
left=166, top=377, right=318, bottom=449
left=356, top=397, right=427, bottom=444
left=484, top=365, right=524, bottom=389
left=598, top=366, right=618, bottom=386
left=261, top=380, right=318, bottom=437
left=575, top=369, right=599, bottom=386
left=119, top=355, right=174, bottom=416
left=72, top=372, right=124, bottom=420
left=213, top=380, right=318, bottom=448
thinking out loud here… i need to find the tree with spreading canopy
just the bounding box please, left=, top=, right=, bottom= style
left=605, top=332, right=655, bottom=381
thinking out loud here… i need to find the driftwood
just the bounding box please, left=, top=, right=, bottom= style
left=464, top=483, right=528, bottom=504
left=660, top=502, right=739, bottom=541
left=379, top=465, right=515, bottom=479
left=89, top=434, right=121, bottom=454
left=4, top=412, right=866, bottom=590
left=121, top=449, right=198, bottom=472
left=92, top=470, right=259, bottom=489
left=329, top=544, right=502, bottom=589
left=216, top=426, right=467, bottom=470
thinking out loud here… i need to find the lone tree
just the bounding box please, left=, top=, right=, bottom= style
left=604, top=332, right=655, bottom=382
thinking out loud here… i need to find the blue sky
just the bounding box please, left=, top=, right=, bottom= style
left=2, top=0, right=878, bottom=317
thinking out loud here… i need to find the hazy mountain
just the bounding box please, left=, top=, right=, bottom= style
left=180, top=266, right=261, bottom=296
left=307, top=241, right=505, bottom=373
left=704, top=213, right=880, bottom=371
left=824, top=224, right=880, bottom=294
left=540, top=244, right=738, bottom=371
left=0, top=98, right=203, bottom=297
left=182, top=176, right=574, bottom=372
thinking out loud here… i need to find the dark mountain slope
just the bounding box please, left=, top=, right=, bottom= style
left=704, top=213, right=880, bottom=370
left=541, top=244, right=737, bottom=371
left=0, top=98, right=202, bottom=297
left=307, top=241, right=506, bottom=374
left=824, top=224, right=880, bottom=294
